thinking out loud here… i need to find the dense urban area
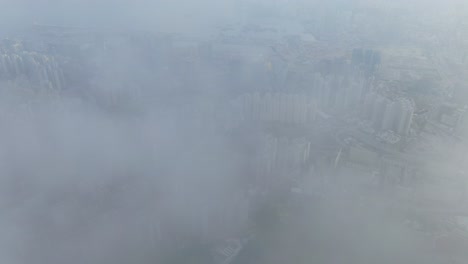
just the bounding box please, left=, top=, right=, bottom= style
left=2, top=0, right=468, bottom=264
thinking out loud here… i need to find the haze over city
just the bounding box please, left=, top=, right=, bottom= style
left=1, top=0, right=468, bottom=263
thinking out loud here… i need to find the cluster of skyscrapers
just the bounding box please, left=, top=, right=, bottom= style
left=0, top=45, right=64, bottom=90
left=311, top=70, right=415, bottom=136
left=361, top=93, right=415, bottom=136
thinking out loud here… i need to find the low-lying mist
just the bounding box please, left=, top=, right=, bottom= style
left=1, top=0, right=468, bottom=264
